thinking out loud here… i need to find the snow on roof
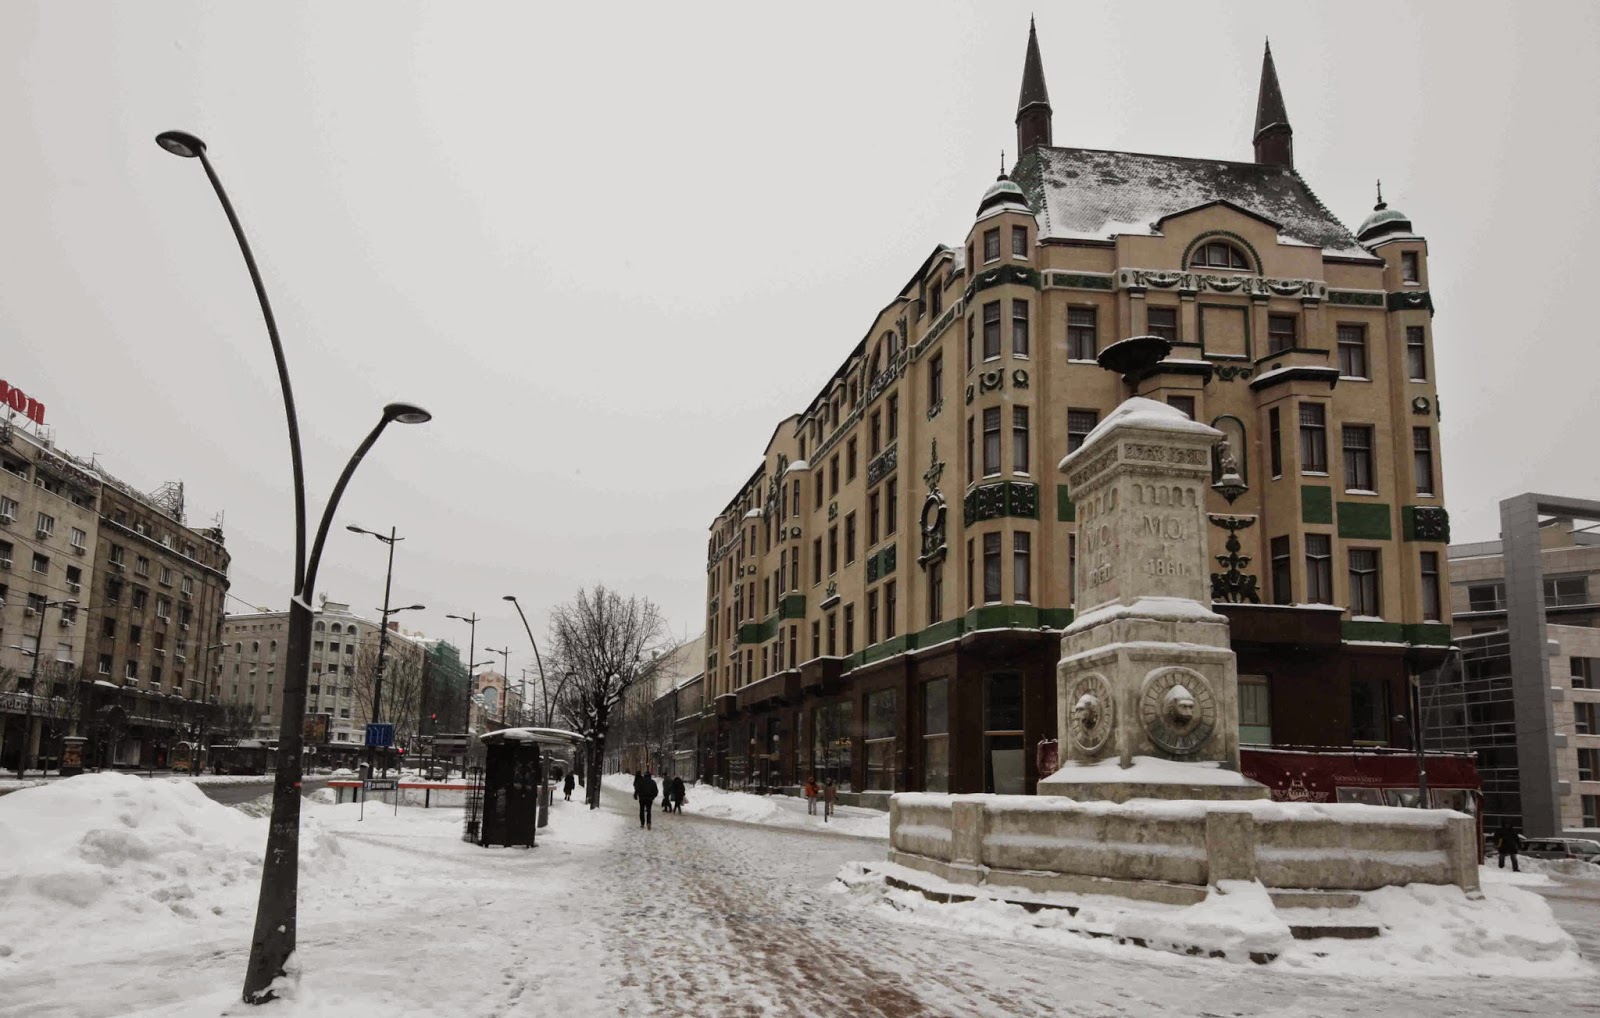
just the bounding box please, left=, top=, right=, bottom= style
left=1061, top=397, right=1221, bottom=473
left=1012, top=147, right=1374, bottom=260
left=784, top=459, right=810, bottom=474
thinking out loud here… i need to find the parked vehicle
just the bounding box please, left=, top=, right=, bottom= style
left=1522, top=838, right=1600, bottom=865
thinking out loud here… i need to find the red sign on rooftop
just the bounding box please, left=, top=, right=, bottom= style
left=0, top=379, right=45, bottom=425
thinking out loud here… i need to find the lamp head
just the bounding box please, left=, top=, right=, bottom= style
left=155, top=131, right=206, bottom=158
left=502, top=595, right=517, bottom=603
left=384, top=402, right=432, bottom=425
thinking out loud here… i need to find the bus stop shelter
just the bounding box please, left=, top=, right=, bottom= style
left=465, top=727, right=584, bottom=848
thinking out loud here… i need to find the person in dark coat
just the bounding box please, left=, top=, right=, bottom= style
left=1496, top=821, right=1524, bottom=872
left=563, top=771, right=576, bottom=801
left=670, top=775, right=686, bottom=814
left=633, top=769, right=658, bottom=829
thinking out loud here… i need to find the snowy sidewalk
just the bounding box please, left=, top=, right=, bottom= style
left=600, top=773, right=889, bottom=840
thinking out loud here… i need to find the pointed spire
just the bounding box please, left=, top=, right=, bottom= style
left=1253, top=39, right=1294, bottom=168
left=1374, top=179, right=1386, bottom=210
left=1015, top=18, right=1053, bottom=155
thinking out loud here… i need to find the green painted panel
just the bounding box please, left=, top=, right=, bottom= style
left=738, top=617, right=780, bottom=646
left=914, top=619, right=965, bottom=650
left=1039, top=608, right=1074, bottom=630
left=1056, top=485, right=1075, bottom=523
left=861, top=635, right=911, bottom=666
left=1404, top=623, right=1454, bottom=646
left=1337, top=501, right=1393, bottom=540
left=780, top=594, right=807, bottom=620
left=963, top=604, right=1045, bottom=631
left=1342, top=620, right=1406, bottom=643
left=1301, top=485, right=1333, bottom=525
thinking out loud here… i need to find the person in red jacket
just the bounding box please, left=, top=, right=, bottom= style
left=804, top=775, right=819, bottom=815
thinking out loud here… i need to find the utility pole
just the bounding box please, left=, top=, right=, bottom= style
left=485, top=645, right=511, bottom=721
left=446, top=612, right=480, bottom=775
left=349, top=525, right=423, bottom=777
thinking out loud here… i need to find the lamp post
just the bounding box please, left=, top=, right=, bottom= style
left=194, top=642, right=227, bottom=774
left=445, top=612, right=480, bottom=770
left=1394, top=674, right=1430, bottom=809
left=484, top=644, right=511, bottom=719
left=349, top=521, right=423, bottom=777
left=503, top=595, right=564, bottom=728
left=157, top=129, right=431, bottom=1005
left=10, top=597, right=77, bottom=778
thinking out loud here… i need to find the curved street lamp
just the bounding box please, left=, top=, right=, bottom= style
left=503, top=594, right=564, bottom=728
left=157, top=130, right=430, bottom=1005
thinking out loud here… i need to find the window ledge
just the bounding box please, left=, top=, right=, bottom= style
left=1302, top=471, right=1330, bottom=478
left=1339, top=375, right=1372, bottom=382
left=1344, top=489, right=1380, bottom=497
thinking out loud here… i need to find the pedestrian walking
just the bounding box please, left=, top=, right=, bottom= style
left=822, top=777, right=837, bottom=822
left=804, top=774, right=819, bottom=816
left=633, top=769, right=659, bottom=829
left=674, top=775, right=687, bottom=813
left=563, top=771, right=576, bottom=801
left=1495, top=820, right=1524, bottom=872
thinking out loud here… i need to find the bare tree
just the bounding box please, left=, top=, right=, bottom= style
left=548, top=585, right=668, bottom=809
left=353, top=639, right=427, bottom=767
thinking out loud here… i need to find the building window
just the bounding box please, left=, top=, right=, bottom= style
left=1146, top=306, right=1178, bottom=343
left=983, top=532, right=1002, bottom=603
left=35, top=512, right=54, bottom=536
left=1406, top=326, right=1428, bottom=380
left=847, top=438, right=857, bottom=482
left=966, top=416, right=975, bottom=485
left=966, top=315, right=975, bottom=371
left=1466, top=583, right=1504, bottom=612
left=1012, top=406, right=1030, bottom=474
left=0, top=496, right=14, bottom=520
left=869, top=492, right=881, bottom=545
left=1299, top=403, right=1328, bottom=473
left=982, top=301, right=1001, bottom=360
left=1580, top=749, right=1599, bottom=782
left=1012, top=299, right=1030, bottom=357
left=1577, top=702, right=1597, bottom=736
left=1305, top=534, right=1333, bottom=604
left=98, top=654, right=112, bottom=675
left=1350, top=678, right=1389, bottom=744
left=1067, top=409, right=1098, bottom=454
left=922, top=678, right=949, bottom=792
left=1271, top=536, right=1292, bottom=605
left=886, top=479, right=898, bottom=533
left=1572, top=658, right=1595, bottom=689
left=845, top=512, right=857, bottom=564
left=1067, top=307, right=1097, bottom=361
left=1337, top=324, right=1369, bottom=379
left=1267, top=314, right=1297, bottom=354
left=983, top=228, right=1000, bottom=262
left=827, top=527, right=837, bottom=575
left=927, top=561, right=944, bottom=625
left=1545, top=575, right=1590, bottom=607
left=1269, top=407, right=1282, bottom=477
left=966, top=538, right=974, bottom=608
left=1349, top=548, right=1381, bottom=616
left=826, top=611, right=837, bottom=656
left=1401, top=251, right=1419, bottom=283
left=869, top=411, right=882, bottom=456
left=984, top=672, right=1026, bottom=794
left=815, top=470, right=824, bottom=509
left=929, top=352, right=944, bottom=407
left=70, top=527, right=87, bottom=549
left=829, top=455, right=839, bottom=497
left=982, top=408, right=1001, bottom=477
left=1342, top=425, right=1375, bottom=492
left=1011, top=225, right=1028, bottom=257
left=1420, top=551, right=1442, bottom=621
left=31, top=552, right=49, bottom=574
left=1190, top=241, right=1249, bottom=270
left=929, top=279, right=943, bottom=317
left=1239, top=675, right=1272, bottom=744
left=884, top=580, right=897, bottom=638
left=1166, top=395, right=1195, bottom=420
left=810, top=621, right=820, bottom=658
left=1013, top=531, right=1032, bottom=603
left=843, top=603, right=855, bottom=655
left=864, top=689, right=898, bottom=791
left=1413, top=428, right=1435, bottom=495
left=1586, top=796, right=1600, bottom=829
left=125, top=660, right=138, bottom=680
left=887, top=394, right=899, bottom=441
left=867, top=588, right=879, bottom=645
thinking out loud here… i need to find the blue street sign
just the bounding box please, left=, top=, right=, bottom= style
left=365, top=723, right=395, bottom=748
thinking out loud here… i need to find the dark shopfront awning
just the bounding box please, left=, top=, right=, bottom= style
left=735, top=669, right=801, bottom=712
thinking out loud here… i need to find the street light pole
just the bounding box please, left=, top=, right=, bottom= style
left=503, top=595, right=563, bottom=727
left=11, top=598, right=76, bottom=778
left=445, top=612, right=480, bottom=770
left=348, top=525, right=423, bottom=777
left=157, top=129, right=432, bottom=1006
left=485, top=644, right=511, bottom=720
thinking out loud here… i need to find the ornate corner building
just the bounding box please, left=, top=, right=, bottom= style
left=695, top=26, right=1451, bottom=798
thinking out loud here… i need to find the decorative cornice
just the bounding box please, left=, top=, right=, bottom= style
left=1044, top=271, right=1114, bottom=292
left=1117, top=267, right=1326, bottom=301
left=963, top=264, right=1041, bottom=303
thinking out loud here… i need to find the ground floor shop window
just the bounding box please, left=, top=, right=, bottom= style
left=984, top=672, right=1025, bottom=794
left=811, top=701, right=853, bottom=791
left=1239, top=674, right=1271, bottom=744
left=923, top=677, right=949, bottom=792
left=1349, top=678, right=1389, bottom=745
left=864, top=689, right=898, bottom=791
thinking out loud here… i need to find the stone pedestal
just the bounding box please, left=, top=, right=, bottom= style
left=1039, top=397, right=1266, bottom=802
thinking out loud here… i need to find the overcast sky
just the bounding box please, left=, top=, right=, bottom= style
left=3, top=2, right=1598, bottom=665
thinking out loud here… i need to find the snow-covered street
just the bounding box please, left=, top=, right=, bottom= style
left=3, top=773, right=1599, bottom=1017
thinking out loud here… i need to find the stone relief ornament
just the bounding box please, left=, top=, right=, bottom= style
left=1411, top=505, right=1451, bottom=543
left=1139, top=667, right=1218, bottom=756
left=923, top=439, right=944, bottom=491
left=918, top=489, right=948, bottom=565
left=1011, top=368, right=1029, bottom=389
left=1067, top=673, right=1114, bottom=754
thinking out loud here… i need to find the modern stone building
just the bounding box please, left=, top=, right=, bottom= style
left=218, top=599, right=427, bottom=747
left=1, top=413, right=231, bottom=771
left=1446, top=497, right=1600, bottom=835
left=697, top=26, right=1453, bottom=796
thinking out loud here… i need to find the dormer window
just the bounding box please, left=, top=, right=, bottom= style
left=983, top=229, right=1000, bottom=263
left=1401, top=251, right=1419, bottom=283
left=1189, top=241, right=1249, bottom=270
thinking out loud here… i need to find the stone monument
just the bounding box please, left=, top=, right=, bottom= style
left=1038, top=397, right=1268, bottom=802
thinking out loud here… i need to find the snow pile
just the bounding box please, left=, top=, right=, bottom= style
left=847, top=861, right=1590, bottom=978
left=0, top=773, right=342, bottom=974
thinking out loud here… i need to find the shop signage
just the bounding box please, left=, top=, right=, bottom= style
left=0, top=379, right=46, bottom=425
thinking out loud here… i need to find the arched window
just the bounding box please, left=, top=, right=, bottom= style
left=314, top=621, right=324, bottom=632
left=251, top=641, right=259, bottom=653
left=1189, top=241, right=1250, bottom=270
left=270, top=640, right=278, bottom=653
left=331, top=623, right=343, bottom=634
left=234, top=642, right=242, bottom=653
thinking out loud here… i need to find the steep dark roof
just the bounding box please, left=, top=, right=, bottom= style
left=1254, top=41, right=1290, bottom=140
left=1010, top=146, right=1373, bottom=259
left=1017, top=18, right=1051, bottom=116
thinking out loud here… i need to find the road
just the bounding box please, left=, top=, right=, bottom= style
left=195, top=777, right=328, bottom=806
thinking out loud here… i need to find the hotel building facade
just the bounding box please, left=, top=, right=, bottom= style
left=696, top=27, right=1453, bottom=797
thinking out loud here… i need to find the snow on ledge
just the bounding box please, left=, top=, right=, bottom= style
left=1065, top=596, right=1224, bottom=635
left=1039, top=755, right=1260, bottom=787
